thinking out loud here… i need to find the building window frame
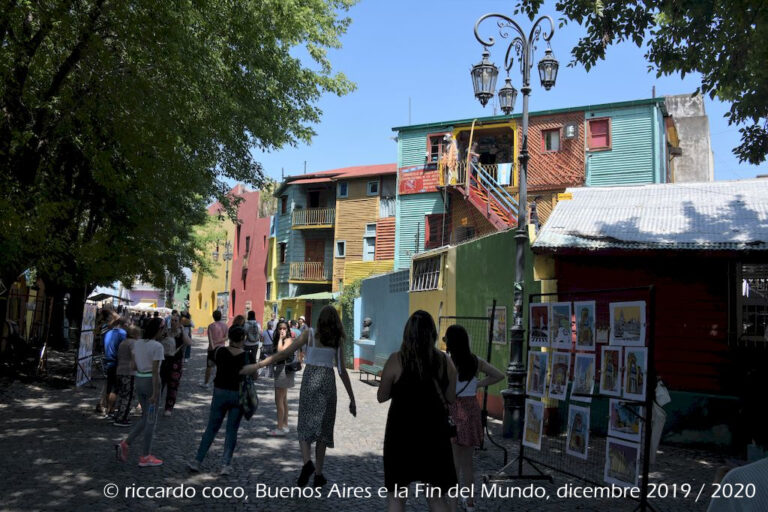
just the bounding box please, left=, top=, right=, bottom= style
left=410, top=254, right=443, bottom=292
left=280, top=196, right=288, bottom=215
left=337, top=181, right=348, bottom=198
left=426, top=131, right=452, bottom=165
left=542, top=128, right=561, bottom=152
left=363, top=224, right=376, bottom=262
left=587, top=117, right=612, bottom=151
left=279, top=242, right=287, bottom=264
left=737, top=263, right=768, bottom=343
left=335, top=240, right=346, bottom=258
left=367, top=180, right=380, bottom=196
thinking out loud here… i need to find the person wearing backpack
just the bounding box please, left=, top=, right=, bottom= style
left=187, top=325, right=248, bottom=476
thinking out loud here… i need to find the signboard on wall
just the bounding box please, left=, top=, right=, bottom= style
left=217, top=292, right=229, bottom=320
left=398, top=165, right=439, bottom=195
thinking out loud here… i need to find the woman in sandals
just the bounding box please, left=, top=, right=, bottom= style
left=445, top=324, right=504, bottom=512
left=241, top=305, right=356, bottom=488
left=267, top=320, right=294, bottom=436
left=188, top=325, right=248, bottom=475
left=378, top=310, right=458, bottom=512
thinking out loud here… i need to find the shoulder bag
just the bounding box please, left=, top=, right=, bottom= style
left=432, top=354, right=457, bottom=439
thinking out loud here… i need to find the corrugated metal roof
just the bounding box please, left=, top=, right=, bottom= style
left=533, top=180, right=768, bottom=251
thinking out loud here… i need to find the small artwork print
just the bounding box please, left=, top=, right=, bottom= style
left=574, top=301, right=596, bottom=351
left=608, top=399, right=644, bottom=442
left=571, top=353, right=596, bottom=402
left=610, top=301, right=646, bottom=346
left=548, top=351, right=571, bottom=400
left=489, top=306, right=507, bottom=344
left=596, top=328, right=609, bottom=344
left=523, top=399, right=545, bottom=451
left=623, top=347, right=647, bottom=402
left=604, top=438, right=640, bottom=487
left=600, top=346, right=622, bottom=397
left=529, top=303, right=550, bottom=347
left=551, top=302, right=573, bottom=350
left=566, top=404, right=590, bottom=460
left=526, top=351, right=549, bottom=398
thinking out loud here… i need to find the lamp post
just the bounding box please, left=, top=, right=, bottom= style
left=212, top=240, right=234, bottom=316
left=471, top=13, right=558, bottom=439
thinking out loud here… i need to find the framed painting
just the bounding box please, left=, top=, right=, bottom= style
left=548, top=351, right=571, bottom=400
left=523, top=399, right=545, bottom=451
left=609, top=301, right=646, bottom=346
left=604, top=438, right=640, bottom=487
left=551, top=302, right=573, bottom=350
left=608, top=399, right=644, bottom=442
left=571, top=353, right=596, bottom=403
left=599, top=346, right=622, bottom=397
left=623, top=347, right=648, bottom=402
left=574, top=301, right=596, bottom=351
left=526, top=351, right=548, bottom=398
left=529, top=303, right=550, bottom=348
left=488, top=305, right=507, bottom=344
left=566, top=404, right=590, bottom=460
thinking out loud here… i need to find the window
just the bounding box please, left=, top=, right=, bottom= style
left=410, top=255, right=442, bottom=291
left=588, top=118, right=611, bottom=150
left=265, top=282, right=272, bottom=300
left=542, top=128, right=560, bottom=152
left=427, top=133, right=451, bottom=164
left=236, top=225, right=242, bottom=253
left=367, top=180, right=379, bottom=196
left=363, top=224, right=376, bottom=262
left=279, top=242, right=287, bottom=264
left=739, top=263, right=768, bottom=343
left=280, top=196, right=288, bottom=214
left=335, top=240, right=346, bottom=258
left=337, top=182, right=348, bottom=198
left=245, top=236, right=250, bottom=254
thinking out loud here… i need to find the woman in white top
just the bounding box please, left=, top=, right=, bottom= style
left=444, top=324, right=504, bottom=512
left=242, top=305, right=356, bottom=488
left=117, top=317, right=167, bottom=467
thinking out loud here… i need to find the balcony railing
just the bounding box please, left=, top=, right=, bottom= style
left=289, top=261, right=332, bottom=282
left=292, top=207, right=335, bottom=228
left=440, top=161, right=514, bottom=188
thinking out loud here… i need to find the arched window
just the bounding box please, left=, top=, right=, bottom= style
left=197, top=292, right=202, bottom=310
left=231, top=289, right=236, bottom=317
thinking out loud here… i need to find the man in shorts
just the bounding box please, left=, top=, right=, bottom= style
left=202, top=310, right=228, bottom=388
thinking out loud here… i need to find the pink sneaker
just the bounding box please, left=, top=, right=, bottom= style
left=138, top=455, right=163, bottom=467
left=116, top=440, right=129, bottom=462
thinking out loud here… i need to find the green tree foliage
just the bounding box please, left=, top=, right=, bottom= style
left=0, top=0, right=356, bottom=299
left=516, top=0, right=768, bottom=164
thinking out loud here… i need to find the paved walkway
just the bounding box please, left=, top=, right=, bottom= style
left=0, top=338, right=732, bottom=511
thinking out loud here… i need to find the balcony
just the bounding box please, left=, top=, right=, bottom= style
left=440, top=161, right=514, bottom=188
left=292, top=207, right=335, bottom=229
left=289, top=261, right=332, bottom=283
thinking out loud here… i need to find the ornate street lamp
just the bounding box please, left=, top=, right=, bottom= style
left=472, top=12, right=557, bottom=441
left=497, top=77, right=518, bottom=115
left=470, top=50, right=499, bottom=107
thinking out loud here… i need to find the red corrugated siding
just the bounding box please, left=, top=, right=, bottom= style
left=375, top=217, right=395, bottom=260
left=555, top=256, right=731, bottom=394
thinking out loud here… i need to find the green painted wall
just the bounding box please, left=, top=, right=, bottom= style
left=455, top=230, right=540, bottom=397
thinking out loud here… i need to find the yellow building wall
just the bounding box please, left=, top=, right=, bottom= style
left=279, top=298, right=306, bottom=322
left=333, top=179, right=381, bottom=292
left=343, top=260, right=394, bottom=287
left=190, top=217, right=235, bottom=332
left=408, top=248, right=457, bottom=350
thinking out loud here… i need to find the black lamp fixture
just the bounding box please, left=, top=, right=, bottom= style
left=537, top=47, right=559, bottom=90
left=497, top=77, right=518, bottom=115
left=470, top=49, right=499, bottom=107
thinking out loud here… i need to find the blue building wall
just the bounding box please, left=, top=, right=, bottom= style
left=585, top=103, right=667, bottom=187
left=394, top=192, right=445, bottom=270
left=359, top=270, right=410, bottom=362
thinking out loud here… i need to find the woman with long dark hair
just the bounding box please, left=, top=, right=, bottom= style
left=241, top=305, right=356, bottom=488
left=267, top=320, right=295, bottom=436
left=378, top=310, right=458, bottom=512
left=445, top=324, right=504, bottom=512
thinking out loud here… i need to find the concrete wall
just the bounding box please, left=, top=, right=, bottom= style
left=359, top=270, right=410, bottom=364
left=665, top=94, right=714, bottom=183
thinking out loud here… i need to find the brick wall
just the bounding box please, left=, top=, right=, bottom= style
left=524, top=111, right=585, bottom=191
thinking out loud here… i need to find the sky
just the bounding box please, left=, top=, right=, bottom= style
left=252, top=0, right=767, bottom=183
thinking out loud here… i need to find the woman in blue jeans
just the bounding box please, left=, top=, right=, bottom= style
left=187, top=325, right=248, bottom=475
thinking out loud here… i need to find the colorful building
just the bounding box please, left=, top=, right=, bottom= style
left=272, top=164, right=396, bottom=326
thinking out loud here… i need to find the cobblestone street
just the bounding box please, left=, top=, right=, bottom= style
left=0, top=338, right=730, bottom=511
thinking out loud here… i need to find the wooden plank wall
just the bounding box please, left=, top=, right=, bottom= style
left=376, top=217, right=395, bottom=260
left=556, top=255, right=732, bottom=394
left=333, top=179, right=379, bottom=291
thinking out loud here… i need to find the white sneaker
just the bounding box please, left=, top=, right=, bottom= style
left=163, top=410, right=172, bottom=417
left=267, top=428, right=286, bottom=437
left=187, top=459, right=201, bottom=472
left=220, top=464, right=233, bottom=476
left=281, top=427, right=290, bottom=434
